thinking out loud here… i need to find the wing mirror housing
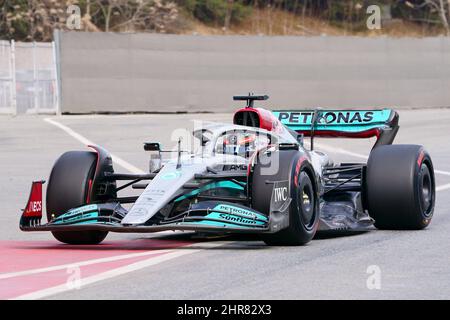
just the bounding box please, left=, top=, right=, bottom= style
left=144, top=142, right=161, bottom=152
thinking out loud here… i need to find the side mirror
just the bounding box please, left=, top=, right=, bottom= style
left=144, top=142, right=161, bottom=152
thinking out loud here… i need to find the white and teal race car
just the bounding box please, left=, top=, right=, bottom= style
left=20, top=95, right=436, bottom=245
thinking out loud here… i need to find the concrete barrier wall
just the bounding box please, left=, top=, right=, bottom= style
left=58, top=31, right=450, bottom=113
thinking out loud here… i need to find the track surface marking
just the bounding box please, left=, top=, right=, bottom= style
left=44, top=118, right=145, bottom=174
left=0, top=239, right=199, bottom=299
left=10, top=241, right=228, bottom=300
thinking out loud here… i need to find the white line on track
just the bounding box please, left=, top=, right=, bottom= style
left=435, top=170, right=450, bottom=177
left=309, top=141, right=450, bottom=180
left=44, top=118, right=145, bottom=174
left=437, top=183, right=450, bottom=192
left=313, top=142, right=368, bottom=160
left=12, top=241, right=229, bottom=300
left=0, top=249, right=173, bottom=280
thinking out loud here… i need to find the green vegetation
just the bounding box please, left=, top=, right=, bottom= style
left=182, top=0, right=250, bottom=27
left=1, top=0, right=450, bottom=41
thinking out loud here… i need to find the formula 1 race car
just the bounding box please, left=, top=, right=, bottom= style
left=20, top=95, right=436, bottom=245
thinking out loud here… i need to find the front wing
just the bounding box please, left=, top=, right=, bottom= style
left=20, top=181, right=373, bottom=236
left=20, top=196, right=271, bottom=234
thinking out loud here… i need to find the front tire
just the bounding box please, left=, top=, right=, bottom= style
left=46, top=151, right=108, bottom=244
left=366, top=144, right=435, bottom=230
left=252, top=149, right=319, bottom=246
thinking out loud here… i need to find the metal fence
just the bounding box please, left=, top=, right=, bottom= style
left=0, top=41, right=58, bottom=114
left=0, top=40, right=15, bottom=114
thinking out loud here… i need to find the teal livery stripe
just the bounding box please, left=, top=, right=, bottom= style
left=174, top=180, right=244, bottom=203
left=183, top=203, right=268, bottom=228
left=273, top=109, right=392, bottom=133
left=211, top=203, right=267, bottom=225
left=52, top=204, right=99, bottom=225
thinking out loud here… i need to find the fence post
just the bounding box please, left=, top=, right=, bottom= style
left=53, top=29, right=62, bottom=115
left=10, top=40, right=17, bottom=116
left=32, top=41, right=39, bottom=113
left=52, top=40, right=60, bottom=115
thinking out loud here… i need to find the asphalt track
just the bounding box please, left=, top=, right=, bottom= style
left=0, top=109, right=450, bottom=299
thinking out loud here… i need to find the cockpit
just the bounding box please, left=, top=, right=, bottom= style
left=214, top=130, right=273, bottom=158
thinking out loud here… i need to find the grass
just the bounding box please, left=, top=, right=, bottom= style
left=176, top=8, right=447, bottom=38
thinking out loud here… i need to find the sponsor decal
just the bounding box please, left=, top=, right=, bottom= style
left=160, top=171, right=182, bottom=180
left=273, top=187, right=288, bottom=202
left=273, top=110, right=393, bottom=135
left=215, top=204, right=258, bottom=217
left=143, top=189, right=166, bottom=196
left=224, top=164, right=248, bottom=171
left=128, top=206, right=148, bottom=217
left=277, top=111, right=375, bottom=125
left=205, top=204, right=267, bottom=226
left=218, top=213, right=258, bottom=225
left=27, top=201, right=42, bottom=214
left=23, top=181, right=43, bottom=218
left=181, top=202, right=267, bottom=228
left=270, top=180, right=290, bottom=213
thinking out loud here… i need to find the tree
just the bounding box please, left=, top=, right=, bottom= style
left=0, top=0, right=68, bottom=41
left=425, top=0, right=450, bottom=34
left=86, top=0, right=178, bottom=33
left=0, top=0, right=179, bottom=41
left=404, top=0, right=450, bottom=35
left=224, top=0, right=234, bottom=30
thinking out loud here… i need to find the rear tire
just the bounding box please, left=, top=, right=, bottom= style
left=366, top=145, right=435, bottom=230
left=252, top=150, right=319, bottom=246
left=46, top=151, right=108, bottom=244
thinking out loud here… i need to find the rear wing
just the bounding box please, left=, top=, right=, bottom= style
left=272, top=109, right=399, bottom=148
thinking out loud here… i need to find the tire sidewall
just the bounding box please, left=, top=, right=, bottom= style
left=289, top=157, right=320, bottom=243
left=367, top=145, right=436, bottom=230
left=47, top=151, right=108, bottom=244
left=413, top=150, right=435, bottom=227
left=252, top=149, right=319, bottom=245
